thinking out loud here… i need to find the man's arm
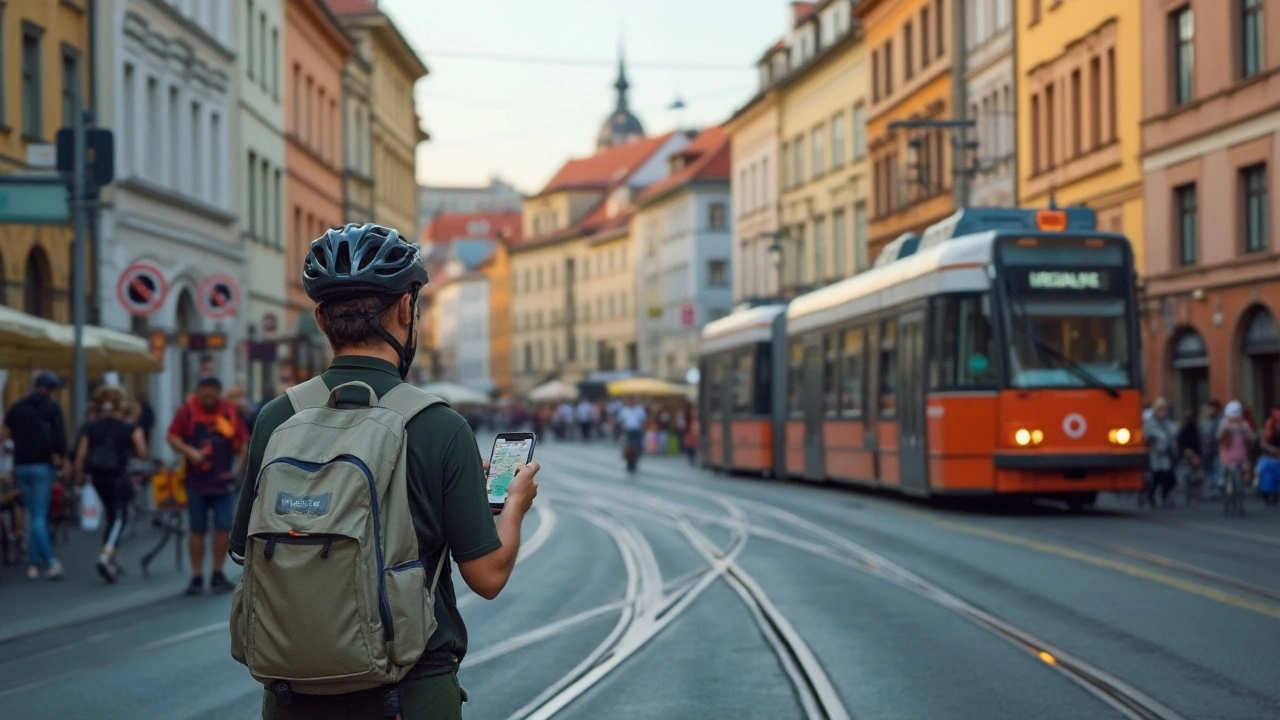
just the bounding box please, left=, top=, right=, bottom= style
left=457, top=462, right=539, bottom=600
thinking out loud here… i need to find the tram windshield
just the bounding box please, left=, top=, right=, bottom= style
left=998, top=239, right=1135, bottom=392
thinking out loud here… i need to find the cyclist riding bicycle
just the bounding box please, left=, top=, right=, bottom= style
left=1217, top=401, right=1254, bottom=500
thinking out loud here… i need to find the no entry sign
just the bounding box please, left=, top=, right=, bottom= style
left=198, top=273, right=240, bottom=321
left=117, top=264, right=167, bottom=317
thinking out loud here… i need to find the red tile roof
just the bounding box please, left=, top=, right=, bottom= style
left=421, top=211, right=523, bottom=246
left=324, top=0, right=378, bottom=15
left=792, top=1, right=817, bottom=24
left=538, top=132, right=675, bottom=195
left=633, top=126, right=730, bottom=207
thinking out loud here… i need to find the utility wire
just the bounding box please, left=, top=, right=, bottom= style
left=425, top=49, right=748, bottom=72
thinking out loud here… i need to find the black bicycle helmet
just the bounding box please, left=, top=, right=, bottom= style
left=303, top=223, right=428, bottom=304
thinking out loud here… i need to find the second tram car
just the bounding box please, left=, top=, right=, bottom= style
left=699, top=206, right=1146, bottom=505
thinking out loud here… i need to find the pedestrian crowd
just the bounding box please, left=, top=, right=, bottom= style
left=1142, top=396, right=1280, bottom=507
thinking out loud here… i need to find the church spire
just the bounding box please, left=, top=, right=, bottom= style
left=613, top=42, right=631, bottom=111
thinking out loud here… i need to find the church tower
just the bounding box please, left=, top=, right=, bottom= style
left=596, top=46, right=646, bottom=150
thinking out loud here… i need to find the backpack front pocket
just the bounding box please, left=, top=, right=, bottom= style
left=230, top=579, right=247, bottom=665
left=385, top=560, right=432, bottom=667
left=247, top=534, right=376, bottom=681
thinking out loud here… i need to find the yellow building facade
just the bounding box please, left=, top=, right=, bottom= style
left=579, top=223, right=636, bottom=373
left=332, top=8, right=427, bottom=236
left=777, top=13, right=870, bottom=293
left=860, top=0, right=956, bottom=263
left=1015, top=0, right=1145, bottom=266
left=509, top=223, right=585, bottom=395
left=0, top=0, right=90, bottom=408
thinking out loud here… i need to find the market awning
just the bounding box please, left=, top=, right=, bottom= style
left=0, top=305, right=163, bottom=375
left=606, top=377, right=695, bottom=399
left=528, top=379, right=579, bottom=402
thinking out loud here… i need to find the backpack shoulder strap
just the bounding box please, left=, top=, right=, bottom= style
left=285, top=377, right=331, bottom=413
left=429, top=546, right=449, bottom=595
left=377, top=384, right=448, bottom=422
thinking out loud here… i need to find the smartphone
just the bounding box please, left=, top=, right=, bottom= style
left=487, top=432, right=537, bottom=512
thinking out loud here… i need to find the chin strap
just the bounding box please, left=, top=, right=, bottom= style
left=368, top=290, right=419, bottom=380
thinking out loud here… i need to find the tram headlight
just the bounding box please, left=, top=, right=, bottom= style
left=1014, top=428, right=1043, bottom=447
left=1108, top=428, right=1133, bottom=445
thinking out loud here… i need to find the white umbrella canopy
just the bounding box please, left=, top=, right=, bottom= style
left=0, top=305, right=162, bottom=374
left=528, top=379, right=579, bottom=402
left=419, top=381, right=492, bottom=406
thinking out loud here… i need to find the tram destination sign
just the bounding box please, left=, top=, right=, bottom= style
left=1014, top=268, right=1117, bottom=293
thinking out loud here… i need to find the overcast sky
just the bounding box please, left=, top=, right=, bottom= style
left=381, top=0, right=785, bottom=194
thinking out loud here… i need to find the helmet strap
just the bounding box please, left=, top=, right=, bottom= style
left=369, top=291, right=419, bottom=381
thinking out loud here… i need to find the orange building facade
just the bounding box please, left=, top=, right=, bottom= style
left=284, top=0, right=352, bottom=351
left=858, top=0, right=956, bottom=262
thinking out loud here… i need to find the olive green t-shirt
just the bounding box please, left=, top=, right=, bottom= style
left=229, top=355, right=501, bottom=665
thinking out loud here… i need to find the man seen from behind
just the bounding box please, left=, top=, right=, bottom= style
left=1, top=372, right=68, bottom=579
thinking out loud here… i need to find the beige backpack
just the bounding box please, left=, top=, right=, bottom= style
left=230, top=378, right=447, bottom=698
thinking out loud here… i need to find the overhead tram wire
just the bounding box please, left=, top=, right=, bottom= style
left=423, top=49, right=748, bottom=72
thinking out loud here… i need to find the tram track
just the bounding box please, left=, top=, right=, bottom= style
left=548, top=452, right=1191, bottom=720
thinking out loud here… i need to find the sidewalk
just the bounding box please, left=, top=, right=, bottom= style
left=0, top=511, right=240, bottom=644
left=1092, top=491, right=1280, bottom=543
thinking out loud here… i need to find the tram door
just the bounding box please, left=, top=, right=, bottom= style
left=721, top=354, right=735, bottom=467
left=898, top=311, right=929, bottom=493
left=802, top=333, right=825, bottom=480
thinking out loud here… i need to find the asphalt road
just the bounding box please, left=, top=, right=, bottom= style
left=3, top=434, right=1280, bottom=719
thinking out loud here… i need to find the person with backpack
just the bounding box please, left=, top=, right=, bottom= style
left=1, top=372, right=69, bottom=580
left=167, top=375, right=249, bottom=595
left=228, top=223, right=540, bottom=720
left=74, top=385, right=147, bottom=582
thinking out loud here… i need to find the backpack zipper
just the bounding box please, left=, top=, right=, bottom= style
left=261, top=455, right=394, bottom=640
left=262, top=534, right=334, bottom=561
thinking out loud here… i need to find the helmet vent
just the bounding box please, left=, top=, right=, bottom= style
left=334, top=241, right=352, bottom=274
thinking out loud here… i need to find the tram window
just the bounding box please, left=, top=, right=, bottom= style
left=841, top=328, right=864, bottom=417
left=708, top=358, right=726, bottom=417
left=930, top=293, right=996, bottom=390
left=823, top=333, right=840, bottom=415
left=879, top=320, right=897, bottom=415
left=733, top=349, right=755, bottom=414
left=788, top=341, right=805, bottom=415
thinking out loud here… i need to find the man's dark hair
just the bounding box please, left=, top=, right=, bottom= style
left=317, top=294, right=402, bottom=351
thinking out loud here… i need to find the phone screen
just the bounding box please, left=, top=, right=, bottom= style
left=487, top=435, right=534, bottom=506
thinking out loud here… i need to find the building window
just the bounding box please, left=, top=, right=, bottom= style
left=853, top=103, right=867, bottom=160
left=709, top=260, right=729, bottom=287
left=1171, top=6, right=1194, bottom=107
left=259, top=12, right=267, bottom=91
left=1031, top=0, right=1042, bottom=24
left=1070, top=69, right=1082, bottom=157
left=813, top=215, right=826, bottom=282
left=793, top=135, right=804, bottom=186
left=21, top=23, right=42, bottom=138
left=781, top=142, right=791, bottom=188
left=935, top=0, right=944, bottom=54
left=709, top=202, right=726, bottom=230
left=246, top=0, right=254, bottom=79
left=292, top=63, right=300, bottom=132
left=854, top=201, right=868, bottom=271
left=812, top=126, right=825, bottom=178
left=248, top=151, right=257, bottom=237
left=884, top=39, right=894, bottom=96
left=921, top=6, right=931, bottom=64
left=872, top=50, right=880, bottom=102
left=274, top=169, right=282, bottom=246
left=272, top=28, right=280, bottom=99
left=1241, top=0, right=1265, bottom=80
left=1175, top=184, right=1198, bottom=266
left=1107, top=48, right=1117, bottom=141
left=1030, top=94, right=1041, bottom=173
left=833, top=208, right=847, bottom=276
left=1089, top=56, right=1102, bottom=149
left=904, top=21, right=914, bottom=81
left=831, top=112, right=845, bottom=168
left=61, top=46, right=80, bottom=127
left=1045, top=83, right=1056, bottom=168
left=144, top=77, right=160, bottom=180
left=191, top=101, right=202, bottom=199
left=1242, top=164, right=1269, bottom=254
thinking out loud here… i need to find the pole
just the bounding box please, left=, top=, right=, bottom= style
left=71, top=106, right=89, bottom=427
left=951, top=0, right=970, bottom=209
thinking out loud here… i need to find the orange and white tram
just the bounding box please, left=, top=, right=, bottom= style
left=699, top=206, right=1146, bottom=506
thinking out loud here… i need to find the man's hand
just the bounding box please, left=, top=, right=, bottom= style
left=505, top=462, right=540, bottom=515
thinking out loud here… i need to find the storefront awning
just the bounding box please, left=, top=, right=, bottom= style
left=0, top=305, right=163, bottom=375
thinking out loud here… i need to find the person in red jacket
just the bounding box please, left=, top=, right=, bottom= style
left=166, top=375, right=248, bottom=595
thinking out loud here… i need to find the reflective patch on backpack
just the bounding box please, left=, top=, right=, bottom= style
left=274, top=491, right=333, bottom=517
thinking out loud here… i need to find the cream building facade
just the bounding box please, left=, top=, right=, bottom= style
left=777, top=0, right=870, bottom=295
left=239, top=0, right=287, bottom=401
left=96, top=1, right=240, bottom=452
left=330, top=5, right=427, bottom=236
left=580, top=217, right=637, bottom=374
left=341, top=39, right=373, bottom=224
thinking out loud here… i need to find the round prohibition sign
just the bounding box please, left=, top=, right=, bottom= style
left=1062, top=413, right=1088, bottom=439
left=116, top=264, right=168, bottom=317
left=198, top=273, right=241, bottom=321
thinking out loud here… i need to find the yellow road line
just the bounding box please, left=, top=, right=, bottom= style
left=920, top=516, right=1280, bottom=621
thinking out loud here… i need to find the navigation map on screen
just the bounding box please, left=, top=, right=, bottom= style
left=488, top=437, right=532, bottom=504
